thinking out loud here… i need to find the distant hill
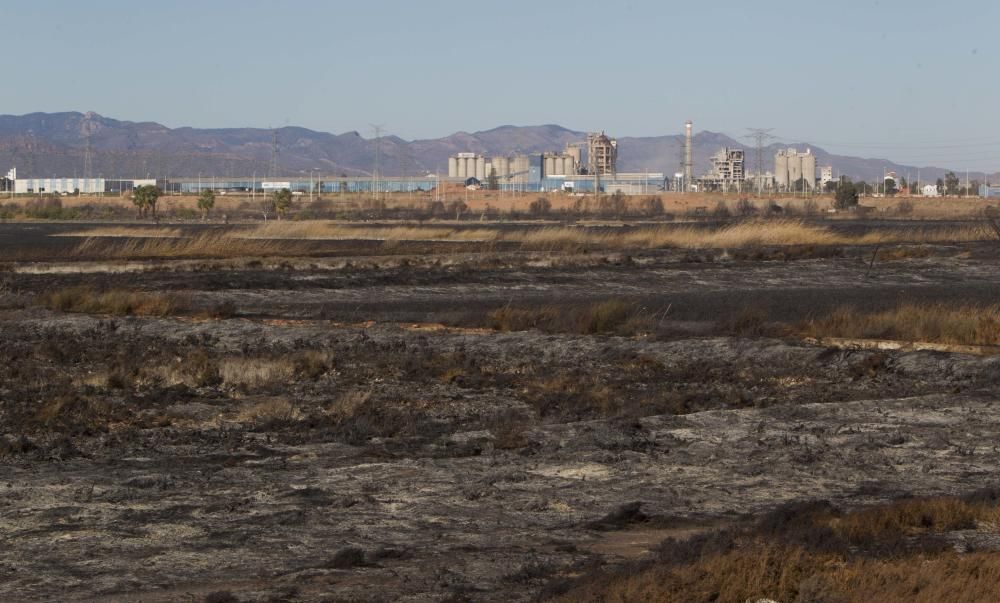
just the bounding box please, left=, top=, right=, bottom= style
left=0, top=111, right=992, bottom=184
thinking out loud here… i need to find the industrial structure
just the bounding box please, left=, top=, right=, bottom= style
left=683, top=121, right=693, bottom=191
left=774, top=148, right=817, bottom=191
left=699, top=147, right=745, bottom=192
left=820, top=166, right=834, bottom=189
left=447, top=133, right=612, bottom=184
left=981, top=184, right=1000, bottom=198
left=448, top=153, right=489, bottom=181
left=587, top=132, right=618, bottom=176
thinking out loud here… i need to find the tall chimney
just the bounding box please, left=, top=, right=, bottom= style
left=684, top=120, right=693, bottom=191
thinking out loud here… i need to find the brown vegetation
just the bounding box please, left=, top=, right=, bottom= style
left=487, top=300, right=650, bottom=335
left=54, top=220, right=993, bottom=261
left=549, top=494, right=1000, bottom=603
left=803, top=303, right=1000, bottom=346
left=41, top=286, right=188, bottom=316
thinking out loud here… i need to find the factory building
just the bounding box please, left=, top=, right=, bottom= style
left=587, top=132, right=617, bottom=176
left=980, top=184, right=1000, bottom=198
left=774, top=148, right=816, bottom=191
left=14, top=177, right=106, bottom=194
left=820, top=166, right=834, bottom=189
left=700, top=147, right=745, bottom=191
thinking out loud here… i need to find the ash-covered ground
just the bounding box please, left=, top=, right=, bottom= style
left=1, top=222, right=999, bottom=602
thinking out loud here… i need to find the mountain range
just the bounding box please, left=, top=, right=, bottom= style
left=0, top=112, right=992, bottom=185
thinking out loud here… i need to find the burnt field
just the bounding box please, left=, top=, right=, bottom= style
left=2, top=219, right=1000, bottom=602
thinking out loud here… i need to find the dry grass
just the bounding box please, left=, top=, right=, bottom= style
left=569, top=546, right=1000, bottom=603
left=58, top=226, right=184, bottom=238
left=487, top=300, right=650, bottom=335
left=71, top=232, right=313, bottom=259
left=831, top=496, right=989, bottom=544
left=550, top=495, right=1000, bottom=603
left=239, top=221, right=501, bottom=242
left=235, top=398, right=301, bottom=425
left=520, top=220, right=992, bottom=252
left=218, top=357, right=296, bottom=389
left=42, top=286, right=188, bottom=316
left=803, top=303, right=1000, bottom=346
left=56, top=220, right=995, bottom=260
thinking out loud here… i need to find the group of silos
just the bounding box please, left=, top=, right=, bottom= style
left=774, top=148, right=817, bottom=191
left=448, top=153, right=490, bottom=181
left=542, top=153, right=577, bottom=177
left=448, top=153, right=566, bottom=184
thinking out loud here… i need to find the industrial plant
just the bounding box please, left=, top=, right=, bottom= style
left=2, top=120, right=993, bottom=199
left=446, top=131, right=661, bottom=194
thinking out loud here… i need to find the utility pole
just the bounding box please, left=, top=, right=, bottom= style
left=744, top=128, right=775, bottom=195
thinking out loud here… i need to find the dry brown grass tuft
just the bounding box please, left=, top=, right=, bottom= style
left=218, top=357, right=296, bottom=389
left=832, top=497, right=983, bottom=544
left=803, top=303, right=1000, bottom=346
left=42, top=286, right=188, bottom=316
left=487, top=300, right=650, bottom=335
left=236, top=398, right=300, bottom=425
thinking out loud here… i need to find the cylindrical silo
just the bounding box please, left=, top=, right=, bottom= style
left=787, top=155, right=802, bottom=189
left=801, top=153, right=816, bottom=190
left=448, top=157, right=458, bottom=178
left=492, top=156, right=508, bottom=177
left=774, top=152, right=789, bottom=191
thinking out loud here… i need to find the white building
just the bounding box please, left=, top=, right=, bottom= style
left=820, top=166, right=833, bottom=188
left=14, top=177, right=105, bottom=194
left=922, top=184, right=941, bottom=197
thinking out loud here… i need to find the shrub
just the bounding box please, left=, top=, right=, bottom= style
left=639, top=196, right=664, bottom=217
left=736, top=198, right=757, bottom=216
left=713, top=200, right=731, bottom=218
left=529, top=197, right=552, bottom=216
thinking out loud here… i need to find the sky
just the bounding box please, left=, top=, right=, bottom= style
left=2, top=0, right=999, bottom=170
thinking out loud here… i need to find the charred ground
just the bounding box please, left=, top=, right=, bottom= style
left=1, top=218, right=1000, bottom=602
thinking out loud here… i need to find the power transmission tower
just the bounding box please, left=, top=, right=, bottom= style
left=744, top=128, right=775, bottom=194
left=269, top=129, right=280, bottom=179
left=369, top=123, right=384, bottom=201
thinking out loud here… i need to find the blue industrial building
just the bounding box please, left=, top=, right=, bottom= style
left=159, top=171, right=666, bottom=196
left=980, top=184, right=1000, bottom=198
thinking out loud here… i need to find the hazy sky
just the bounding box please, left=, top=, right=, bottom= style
left=3, top=0, right=999, bottom=170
